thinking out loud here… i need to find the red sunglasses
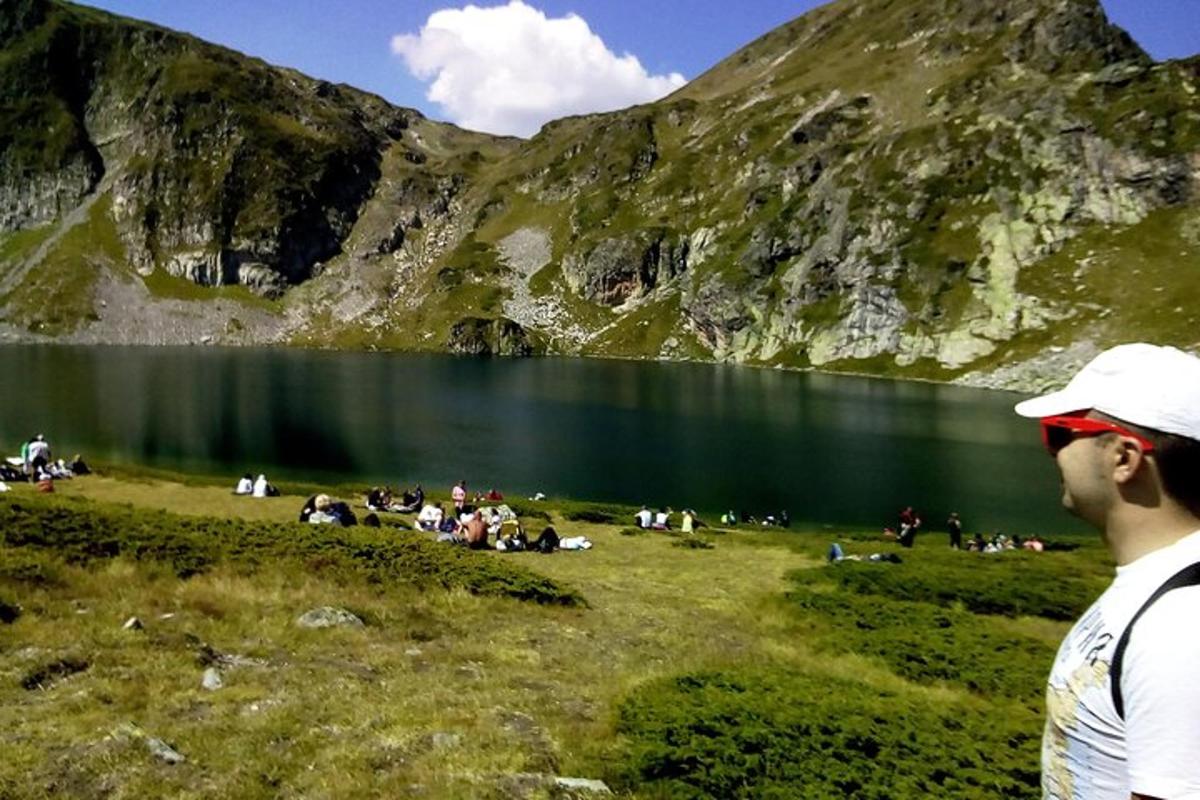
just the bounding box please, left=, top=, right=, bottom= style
left=1039, top=414, right=1156, bottom=457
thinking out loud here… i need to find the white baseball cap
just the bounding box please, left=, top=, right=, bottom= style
left=1014, top=343, right=1200, bottom=440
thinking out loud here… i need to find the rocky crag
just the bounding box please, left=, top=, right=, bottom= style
left=1, top=0, right=1197, bottom=390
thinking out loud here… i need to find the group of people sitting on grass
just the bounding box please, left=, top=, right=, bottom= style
left=284, top=479, right=590, bottom=553
left=3, top=434, right=90, bottom=489
left=717, top=509, right=790, bottom=528
left=632, top=506, right=791, bottom=533
left=965, top=532, right=1045, bottom=553
left=233, top=473, right=280, bottom=498
left=880, top=506, right=1047, bottom=554
left=635, top=506, right=700, bottom=533
left=365, top=484, right=424, bottom=513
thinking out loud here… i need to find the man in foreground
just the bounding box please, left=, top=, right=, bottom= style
left=1014, top=343, right=1200, bottom=799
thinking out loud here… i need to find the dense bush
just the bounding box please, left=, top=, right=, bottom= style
left=563, top=508, right=619, bottom=524
left=505, top=502, right=551, bottom=522
left=616, top=668, right=1040, bottom=799
left=0, top=496, right=584, bottom=606
left=792, top=551, right=1108, bottom=620
left=789, top=588, right=1053, bottom=701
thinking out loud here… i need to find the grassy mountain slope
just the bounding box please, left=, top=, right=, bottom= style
left=0, top=0, right=1197, bottom=388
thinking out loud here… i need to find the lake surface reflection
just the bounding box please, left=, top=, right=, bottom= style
left=0, top=345, right=1083, bottom=534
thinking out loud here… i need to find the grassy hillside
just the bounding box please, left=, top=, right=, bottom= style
left=0, top=469, right=1108, bottom=797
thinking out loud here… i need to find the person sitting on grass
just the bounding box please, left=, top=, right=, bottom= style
left=495, top=519, right=527, bottom=552
left=635, top=506, right=652, bottom=529
left=327, top=499, right=357, bottom=527
left=397, top=484, right=424, bottom=513
left=252, top=474, right=279, bottom=498
left=652, top=507, right=671, bottom=530
left=366, top=486, right=402, bottom=512
left=234, top=473, right=254, bottom=495
left=463, top=512, right=489, bottom=550
left=417, top=501, right=444, bottom=532
left=681, top=509, right=696, bottom=534
left=306, top=494, right=336, bottom=524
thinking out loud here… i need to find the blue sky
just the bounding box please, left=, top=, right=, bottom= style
left=77, top=0, right=1199, bottom=136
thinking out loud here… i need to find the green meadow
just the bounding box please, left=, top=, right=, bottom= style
left=0, top=470, right=1109, bottom=798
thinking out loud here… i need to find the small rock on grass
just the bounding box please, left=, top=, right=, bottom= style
left=296, top=607, right=364, bottom=629
left=554, top=777, right=612, bottom=794
left=112, top=723, right=186, bottom=765
left=495, top=773, right=612, bottom=798
left=201, top=668, right=222, bottom=691
left=146, top=736, right=186, bottom=765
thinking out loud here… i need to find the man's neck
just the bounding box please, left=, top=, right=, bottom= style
left=1105, top=505, right=1200, bottom=566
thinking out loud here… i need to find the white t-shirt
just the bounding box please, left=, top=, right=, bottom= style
left=27, top=440, right=50, bottom=462
left=1043, top=529, right=1200, bottom=800
left=636, top=509, right=652, bottom=527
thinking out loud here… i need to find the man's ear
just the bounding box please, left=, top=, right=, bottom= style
left=1111, top=438, right=1149, bottom=485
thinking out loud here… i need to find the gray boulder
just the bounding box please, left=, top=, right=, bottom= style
left=296, top=607, right=365, bottom=629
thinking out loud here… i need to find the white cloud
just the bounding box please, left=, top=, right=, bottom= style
left=391, top=1, right=687, bottom=138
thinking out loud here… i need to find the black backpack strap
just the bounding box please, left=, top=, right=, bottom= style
left=1111, top=561, right=1200, bottom=720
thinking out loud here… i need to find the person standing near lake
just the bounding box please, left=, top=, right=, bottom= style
left=946, top=512, right=962, bottom=550
left=897, top=506, right=921, bottom=548
left=1014, top=343, right=1200, bottom=800
left=25, top=434, right=50, bottom=481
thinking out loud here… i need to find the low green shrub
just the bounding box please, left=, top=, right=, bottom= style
left=788, top=588, right=1053, bottom=701
left=563, top=508, right=618, bottom=524
left=0, top=548, right=64, bottom=587
left=672, top=538, right=714, bottom=550
left=792, top=550, right=1108, bottom=620
left=615, top=668, right=1040, bottom=799
left=0, top=496, right=585, bottom=606
left=21, top=657, right=90, bottom=691
left=505, top=502, right=551, bottom=521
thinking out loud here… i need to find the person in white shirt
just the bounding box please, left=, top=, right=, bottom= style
left=234, top=473, right=253, bottom=495
left=1013, top=343, right=1200, bottom=800
left=417, top=502, right=444, bottom=531
left=26, top=434, right=50, bottom=480
left=635, top=506, right=652, bottom=529
left=652, top=508, right=671, bottom=530
left=252, top=474, right=270, bottom=498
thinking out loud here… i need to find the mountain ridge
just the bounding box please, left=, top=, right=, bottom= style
left=0, top=0, right=1197, bottom=391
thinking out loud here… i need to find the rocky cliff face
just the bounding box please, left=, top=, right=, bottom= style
left=1, top=0, right=1197, bottom=390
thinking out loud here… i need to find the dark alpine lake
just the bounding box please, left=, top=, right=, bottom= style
left=0, top=345, right=1085, bottom=535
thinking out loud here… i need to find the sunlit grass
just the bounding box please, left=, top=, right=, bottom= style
left=0, top=470, right=1102, bottom=797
